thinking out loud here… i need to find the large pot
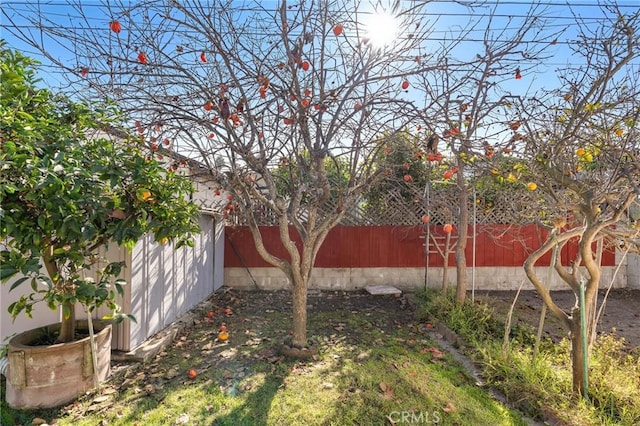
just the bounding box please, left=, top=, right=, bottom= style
left=5, top=320, right=112, bottom=409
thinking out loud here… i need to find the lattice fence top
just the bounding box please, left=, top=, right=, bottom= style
left=200, top=185, right=537, bottom=226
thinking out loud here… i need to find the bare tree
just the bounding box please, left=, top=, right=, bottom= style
left=513, top=4, right=640, bottom=395
left=2, top=0, right=454, bottom=348
left=413, top=3, right=560, bottom=302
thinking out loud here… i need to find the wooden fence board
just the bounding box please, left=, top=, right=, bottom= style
left=224, top=224, right=616, bottom=269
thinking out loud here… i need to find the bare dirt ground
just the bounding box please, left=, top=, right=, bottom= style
left=208, top=287, right=640, bottom=352
left=475, top=289, right=640, bottom=352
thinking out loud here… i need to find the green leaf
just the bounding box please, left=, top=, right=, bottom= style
left=0, top=267, right=18, bottom=281
left=9, top=276, right=30, bottom=291
left=62, top=304, right=71, bottom=320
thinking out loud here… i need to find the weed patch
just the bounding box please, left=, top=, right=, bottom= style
left=417, top=289, right=640, bottom=425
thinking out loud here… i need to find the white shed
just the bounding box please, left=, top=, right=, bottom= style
left=1, top=210, right=224, bottom=352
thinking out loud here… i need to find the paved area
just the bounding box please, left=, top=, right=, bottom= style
left=477, top=289, right=640, bottom=351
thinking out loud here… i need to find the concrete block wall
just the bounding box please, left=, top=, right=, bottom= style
left=628, top=253, right=640, bottom=289
left=224, top=264, right=628, bottom=292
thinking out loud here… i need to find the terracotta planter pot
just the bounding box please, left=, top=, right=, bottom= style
left=5, top=320, right=112, bottom=409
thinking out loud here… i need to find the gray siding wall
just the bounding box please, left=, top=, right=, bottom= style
left=2, top=214, right=224, bottom=353
left=118, top=214, right=223, bottom=351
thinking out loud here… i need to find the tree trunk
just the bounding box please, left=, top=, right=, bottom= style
left=43, top=248, right=77, bottom=343
left=291, top=274, right=308, bottom=348
left=442, top=232, right=451, bottom=290
left=455, top=164, right=469, bottom=303
left=58, top=302, right=76, bottom=343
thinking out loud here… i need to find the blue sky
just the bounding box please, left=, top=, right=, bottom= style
left=1, top=1, right=638, bottom=95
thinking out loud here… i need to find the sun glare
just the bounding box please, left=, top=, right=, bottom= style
left=363, top=12, right=398, bottom=48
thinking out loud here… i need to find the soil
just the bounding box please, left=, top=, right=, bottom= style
left=29, top=330, right=92, bottom=346
left=207, top=287, right=640, bottom=350
left=200, top=287, right=640, bottom=353
left=475, top=289, right=640, bottom=352
left=207, top=287, right=417, bottom=337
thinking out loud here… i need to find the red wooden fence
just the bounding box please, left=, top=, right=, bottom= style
left=224, top=225, right=615, bottom=268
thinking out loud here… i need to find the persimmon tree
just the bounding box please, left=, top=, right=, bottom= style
left=1, top=0, right=458, bottom=347
left=410, top=3, right=560, bottom=302
left=512, top=5, right=640, bottom=396
left=0, top=45, right=200, bottom=343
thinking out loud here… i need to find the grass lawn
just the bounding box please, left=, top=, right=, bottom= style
left=1, top=289, right=529, bottom=425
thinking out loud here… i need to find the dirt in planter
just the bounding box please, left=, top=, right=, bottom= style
left=27, top=328, right=92, bottom=346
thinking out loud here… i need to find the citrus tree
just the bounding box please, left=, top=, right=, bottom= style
left=0, top=45, right=200, bottom=343
left=512, top=6, right=640, bottom=395
left=362, top=130, right=437, bottom=221
left=1, top=0, right=461, bottom=348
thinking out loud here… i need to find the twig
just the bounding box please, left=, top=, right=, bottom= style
left=503, top=280, right=525, bottom=356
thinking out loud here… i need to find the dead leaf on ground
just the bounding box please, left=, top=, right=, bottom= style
left=443, top=401, right=456, bottom=413
left=379, top=381, right=394, bottom=400
left=175, top=413, right=190, bottom=424
left=420, top=346, right=446, bottom=358
left=102, top=386, right=117, bottom=395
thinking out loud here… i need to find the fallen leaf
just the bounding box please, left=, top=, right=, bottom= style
left=102, top=386, right=117, bottom=395
left=379, top=382, right=394, bottom=399
left=420, top=346, right=446, bottom=358
left=444, top=401, right=456, bottom=413
left=92, top=395, right=111, bottom=404
left=175, top=413, right=190, bottom=424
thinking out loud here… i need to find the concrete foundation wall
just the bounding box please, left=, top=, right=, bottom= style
left=225, top=264, right=627, bottom=292
left=628, top=254, right=640, bottom=289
